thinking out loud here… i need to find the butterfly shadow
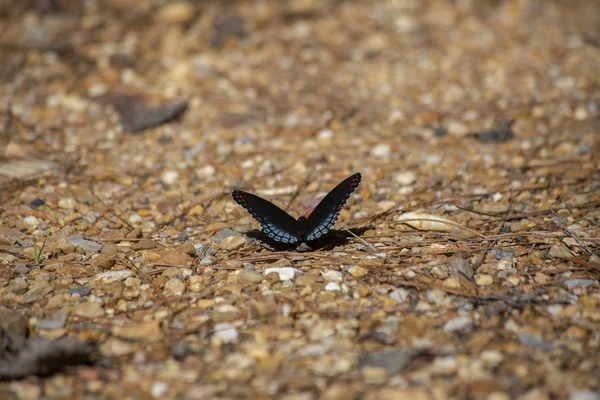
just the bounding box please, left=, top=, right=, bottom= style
left=244, top=227, right=370, bottom=252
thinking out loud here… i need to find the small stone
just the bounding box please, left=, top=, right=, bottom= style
left=475, top=274, right=493, bottom=286
left=431, top=356, right=458, bottom=375
left=161, top=170, right=179, bottom=185
left=325, top=282, right=341, bottom=291
left=13, top=264, right=30, bottom=274
left=371, top=143, right=391, bottom=159
left=101, top=338, right=134, bottom=356
left=479, top=349, right=504, bottom=368
left=264, top=267, right=302, bottom=281
left=113, top=320, right=163, bottom=341
left=91, top=254, right=114, bottom=271
left=443, top=316, right=473, bottom=332
left=73, top=302, right=104, bottom=318
left=187, top=205, right=204, bottom=216
left=238, top=270, right=264, bottom=284
left=195, top=165, right=216, bottom=178
left=92, top=270, right=134, bottom=286
left=213, top=322, right=239, bottom=344
left=37, top=311, right=68, bottom=330
left=322, top=270, right=343, bottom=282
left=426, top=289, right=447, bottom=305
left=534, top=272, right=550, bottom=284
left=70, top=286, right=91, bottom=297
left=219, top=236, right=247, bottom=251
left=157, top=2, right=195, bottom=24
left=151, top=382, right=169, bottom=399
left=549, top=244, right=573, bottom=259
left=564, top=279, right=596, bottom=289
left=569, top=390, right=599, bottom=400
left=158, top=250, right=193, bottom=266
left=23, top=216, right=40, bottom=227
left=389, top=288, right=410, bottom=303
left=505, top=274, right=521, bottom=286
left=132, top=239, right=157, bottom=250
left=213, top=228, right=243, bottom=243
left=164, top=278, right=185, bottom=296
left=443, top=276, right=461, bottom=288
left=67, top=235, right=102, bottom=253
left=58, top=198, right=76, bottom=210
left=518, top=332, right=554, bottom=350
left=394, top=171, right=416, bottom=185
left=349, top=266, right=368, bottom=278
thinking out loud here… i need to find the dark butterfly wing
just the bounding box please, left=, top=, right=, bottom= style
left=305, top=173, right=361, bottom=241
left=232, top=190, right=301, bottom=243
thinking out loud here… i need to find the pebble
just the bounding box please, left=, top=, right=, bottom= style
left=151, top=382, right=169, bottom=399
left=92, top=270, right=134, bottom=286
left=569, top=390, right=599, bottom=400
left=475, top=274, right=494, bottom=286
left=58, top=198, right=76, bottom=210
left=73, top=302, right=104, bottom=318
left=264, top=267, right=302, bottom=281
left=349, top=266, right=368, bottom=278
left=394, top=171, right=416, bottom=185
left=505, top=274, right=521, bottom=286
left=219, top=236, right=247, bottom=250
left=213, top=228, right=243, bottom=243
left=13, top=264, right=30, bottom=274
left=322, top=270, right=343, bottom=282
left=426, top=289, right=447, bottom=305
left=113, top=320, right=163, bottom=341
left=443, top=316, right=473, bottom=332
left=23, top=216, right=40, bottom=227
left=70, top=286, right=91, bottom=297
left=238, top=270, right=264, bottom=284
left=91, top=254, right=114, bottom=271
left=161, top=170, right=179, bottom=185
left=564, top=279, right=596, bottom=289
left=431, top=356, right=458, bottom=375
left=324, top=282, right=341, bottom=292
left=479, top=349, right=504, bottom=368
left=534, top=272, right=550, bottom=284
left=164, top=278, right=185, bottom=296
left=157, top=2, right=195, bottom=24
left=371, top=143, right=391, bottom=159
left=213, top=322, right=239, bottom=344
left=195, top=165, right=216, bottom=178
left=37, top=311, right=67, bottom=330
left=132, top=239, right=157, bottom=250
left=389, top=288, right=410, bottom=303
left=67, top=235, right=102, bottom=253
left=518, top=332, right=554, bottom=350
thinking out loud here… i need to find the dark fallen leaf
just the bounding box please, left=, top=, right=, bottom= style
left=0, top=324, right=95, bottom=380
left=469, top=120, right=515, bottom=142
left=109, top=94, right=188, bottom=133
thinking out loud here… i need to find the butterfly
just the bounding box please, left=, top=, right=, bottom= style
left=232, top=173, right=361, bottom=243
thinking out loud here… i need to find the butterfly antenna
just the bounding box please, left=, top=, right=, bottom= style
left=276, top=198, right=301, bottom=218
left=344, top=229, right=378, bottom=252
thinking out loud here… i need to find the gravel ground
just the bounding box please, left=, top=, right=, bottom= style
left=1, top=0, right=599, bottom=399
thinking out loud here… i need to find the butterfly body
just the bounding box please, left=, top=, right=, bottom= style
left=232, top=173, right=361, bottom=244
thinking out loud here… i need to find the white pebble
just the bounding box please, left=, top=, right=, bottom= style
left=213, top=322, right=239, bottom=344
left=24, top=216, right=40, bottom=227
left=371, top=143, right=391, bottom=159
left=443, top=316, right=473, bottom=332
left=322, top=270, right=343, bottom=282
left=195, top=165, right=215, bottom=178
left=151, top=382, right=168, bottom=399
left=394, top=171, right=416, bottom=185
left=324, top=282, right=341, bottom=292
left=264, top=267, right=303, bottom=281
left=161, top=170, right=179, bottom=185
left=389, top=288, right=410, bottom=303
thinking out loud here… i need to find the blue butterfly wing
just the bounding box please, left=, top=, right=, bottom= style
left=232, top=190, right=301, bottom=243
left=305, top=173, right=361, bottom=241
